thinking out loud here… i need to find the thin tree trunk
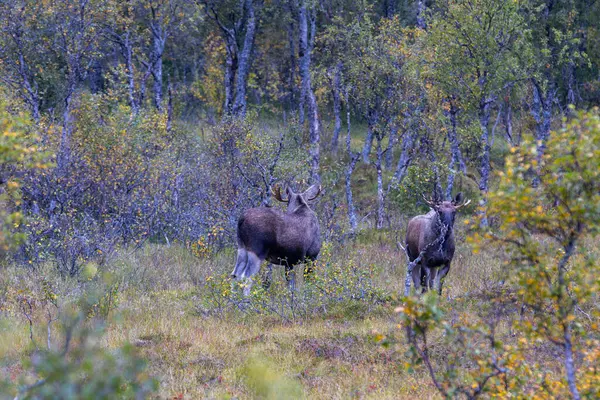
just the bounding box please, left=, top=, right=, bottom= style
left=530, top=77, right=556, bottom=193
left=446, top=166, right=457, bottom=201
left=307, top=91, right=320, bottom=184
left=362, top=121, right=374, bottom=163
left=286, top=0, right=297, bottom=112
left=531, top=78, right=555, bottom=162
left=6, top=21, right=41, bottom=123
left=563, top=320, right=580, bottom=400
left=17, top=52, right=40, bottom=123
left=298, top=0, right=320, bottom=184
left=223, top=43, right=237, bottom=116
left=57, top=88, right=74, bottom=173
left=391, top=128, right=414, bottom=187
left=299, top=87, right=306, bottom=124
left=416, top=0, right=426, bottom=29
left=478, top=100, right=492, bottom=226
left=298, top=1, right=307, bottom=125
left=123, top=31, right=138, bottom=114
left=167, top=79, right=173, bottom=133
left=331, top=62, right=342, bottom=153
left=445, top=101, right=465, bottom=200
left=556, top=231, right=581, bottom=400
left=151, top=24, right=165, bottom=110
left=362, top=109, right=378, bottom=163
left=232, top=0, right=258, bottom=117
left=449, top=104, right=466, bottom=174
left=565, top=61, right=577, bottom=108
left=375, top=135, right=385, bottom=229
left=345, top=153, right=359, bottom=232
left=139, top=58, right=153, bottom=107
left=344, top=86, right=352, bottom=154
left=203, top=1, right=243, bottom=118
left=385, top=120, right=399, bottom=169
left=428, top=142, right=444, bottom=201
left=504, top=94, right=514, bottom=145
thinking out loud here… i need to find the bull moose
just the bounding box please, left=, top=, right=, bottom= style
left=405, top=193, right=470, bottom=295
left=231, top=185, right=322, bottom=295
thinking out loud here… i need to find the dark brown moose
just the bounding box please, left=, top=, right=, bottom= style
left=405, top=193, right=470, bottom=295
left=232, top=185, right=322, bottom=296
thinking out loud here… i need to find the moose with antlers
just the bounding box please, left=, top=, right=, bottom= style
left=405, top=193, right=471, bottom=295
left=231, top=185, right=322, bottom=296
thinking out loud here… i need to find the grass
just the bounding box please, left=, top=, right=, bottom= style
left=0, top=229, right=515, bottom=399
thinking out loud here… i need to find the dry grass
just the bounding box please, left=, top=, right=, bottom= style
left=0, top=230, right=541, bottom=399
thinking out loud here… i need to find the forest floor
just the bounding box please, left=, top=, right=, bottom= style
left=1, top=225, right=527, bottom=399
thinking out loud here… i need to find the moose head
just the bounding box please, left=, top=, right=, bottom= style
left=422, top=192, right=471, bottom=229
left=271, top=185, right=322, bottom=212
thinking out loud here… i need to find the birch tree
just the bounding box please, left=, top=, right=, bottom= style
left=297, top=0, right=321, bottom=184
left=424, top=0, right=531, bottom=225
left=200, top=0, right=262, bottom=118
left=49, top=0, right=104, bottom=172
left=0, top=1, right=47, bottom=123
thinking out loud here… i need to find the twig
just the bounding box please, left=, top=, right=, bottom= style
left=575, top=305, right=592, bottom=322
left=46, top=305, right=58, bottom=351
left=14, top=378, right=47, bottom=400
left=19, top=297, right=38, bottom=350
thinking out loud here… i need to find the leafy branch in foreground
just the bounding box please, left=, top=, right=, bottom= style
left=0, top=93, right=49, bottom=257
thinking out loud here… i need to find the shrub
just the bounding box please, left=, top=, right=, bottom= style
left=2, top=287, right=157, bottom=399
left=241, top=356, right=304, bottom=399
left=199, top=241, right=390, bottom=321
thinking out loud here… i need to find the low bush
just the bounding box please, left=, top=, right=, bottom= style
left=199, top=242, right=390, bottom=321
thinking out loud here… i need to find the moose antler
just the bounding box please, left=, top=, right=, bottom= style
left=455, top=199, right=471, bottom=209
left=421, top=193, right=437, bottom=208
left=306, top=185, right=322, bottom=201
left=271, top=186, right=288, bottom=203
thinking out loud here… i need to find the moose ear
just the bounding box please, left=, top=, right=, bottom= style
left=454, top=192, right=464, bottom=205
left=302, top=185, right=322, bottom=201
left=286, top=187, right=293, bottom=196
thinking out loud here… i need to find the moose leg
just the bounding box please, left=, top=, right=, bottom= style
left=421, top=267, right=432, bottom=293
left=435, top=262, right=451, bottom=296
left=429, top=267, right=440, bottom=291
left=231, top=248, right=248, bottom=279
left=284, top=265, right=296, bottom=291
left=421, top=266, right=430, bottom=294
left=411, top=263, right=422, bottom=294
left=242, top=252, right=262, bottom=296
left=261, top=264, right=273, bottom=289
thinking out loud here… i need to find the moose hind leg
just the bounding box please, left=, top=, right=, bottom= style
left=242, top=252, right=261, bottom=296
left=261, top=263, right=273, bottom=289
left=232, top=248, right=248, bottom=278
left=427, top=268, right=439, bottom=293
left=411, top=263, right=422, bottom=294
left=421, top=267, right=430, bottom=293
left=435, top=262, right=451, bottom=296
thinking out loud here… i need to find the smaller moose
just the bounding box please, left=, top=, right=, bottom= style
left=232, top=185, right=322, bottom=296
left=405, top=193, right=470, bottom=295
